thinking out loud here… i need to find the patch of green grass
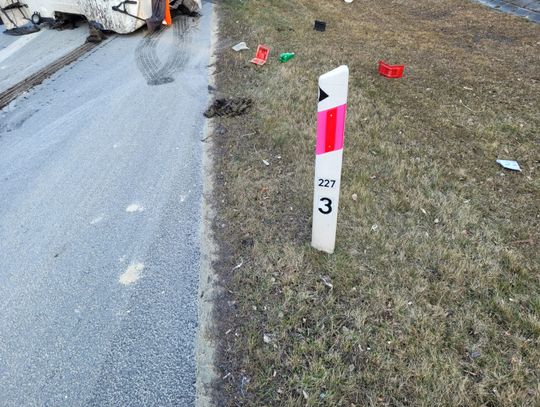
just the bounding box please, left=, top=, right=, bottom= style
left=210, top=0, right=539, bottom=405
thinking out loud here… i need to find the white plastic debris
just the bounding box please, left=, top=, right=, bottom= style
left=496, top=159, right=521, bottom=172
left=232, top=42, right=249, bottom=52
left=231, top=259, right=244, bottom=272
left=321, top=276, right=333, bottom=289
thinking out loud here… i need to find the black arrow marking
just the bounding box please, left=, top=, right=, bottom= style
left=318, top=87, right=329, bottom=103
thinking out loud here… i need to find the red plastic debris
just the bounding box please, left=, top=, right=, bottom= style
left=251, top=45, right=270, bottom=66
left=378, top=60, right=404, bottom=78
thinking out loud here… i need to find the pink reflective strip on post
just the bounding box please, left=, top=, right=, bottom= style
left=316, top=104, right=347, bottom=155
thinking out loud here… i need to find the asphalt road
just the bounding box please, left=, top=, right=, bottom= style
left=0, top=3, right=212, bottom=406
left=0, top=24, right=88, bottom=93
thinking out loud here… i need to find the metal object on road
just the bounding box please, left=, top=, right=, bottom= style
left=30, top=11, right=41, bottom=24
left=111, top=0, right=147, bottom=22
left=311, top=65, right=349, bottom=254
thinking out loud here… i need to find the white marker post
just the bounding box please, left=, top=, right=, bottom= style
left=311, top=65, right=349, bottom=254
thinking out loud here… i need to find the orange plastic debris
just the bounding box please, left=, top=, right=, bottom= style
left=378, top=61, right=404, bottom=78
left=250, top=45, right=270, bottom=66
left=163, top=1, right=172, bottom=26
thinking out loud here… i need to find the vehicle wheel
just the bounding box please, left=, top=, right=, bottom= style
left=31, top=12, right=42, bottom=25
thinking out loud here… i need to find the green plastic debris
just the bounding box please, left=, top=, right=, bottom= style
left=279, top=52, right=295, bottom=63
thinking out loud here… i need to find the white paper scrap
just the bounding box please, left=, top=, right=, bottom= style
left=232, top=42, right=249, bottom=52
left=496, top=159, right=521, bottom=172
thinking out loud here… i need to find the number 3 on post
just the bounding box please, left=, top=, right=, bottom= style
left=311, top=66, right=349, bottom=254
left=318, top=198, right=332, bottom=215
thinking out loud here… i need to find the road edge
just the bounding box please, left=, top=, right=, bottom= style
left=196, top=3, right=219, bottom=407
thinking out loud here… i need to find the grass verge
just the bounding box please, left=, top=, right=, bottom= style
left=209, top=0, right=539, bottom=405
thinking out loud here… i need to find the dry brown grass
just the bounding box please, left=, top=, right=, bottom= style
left=209, top=0, right=540, bottom=405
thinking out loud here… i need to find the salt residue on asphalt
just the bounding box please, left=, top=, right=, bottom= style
left=125, top=203, right=144, bottom=213
left=119, top=263, right=144, bottom=285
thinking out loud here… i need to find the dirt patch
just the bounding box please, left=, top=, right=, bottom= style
left=204, top=97, right=252, bottom=118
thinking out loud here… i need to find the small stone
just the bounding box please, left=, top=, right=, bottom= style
left=470, top=350, right=481, bottom=359
left=352, top=193, right=358, bottom=201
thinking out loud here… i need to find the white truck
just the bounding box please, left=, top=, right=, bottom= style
left=0, top=0, right=201, bottom=34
